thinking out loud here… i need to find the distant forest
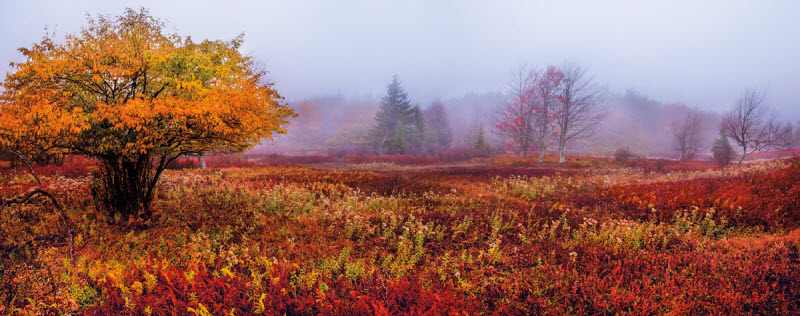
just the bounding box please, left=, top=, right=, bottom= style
left=261, top=85, right=798, bottom=159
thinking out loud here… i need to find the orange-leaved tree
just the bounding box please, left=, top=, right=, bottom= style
left=0, top=8, right=295, bottom=221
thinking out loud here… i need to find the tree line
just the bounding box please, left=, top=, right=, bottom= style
left=367, top=66, right=798, bottom=166
left=366, top=63, right=606, bottom=164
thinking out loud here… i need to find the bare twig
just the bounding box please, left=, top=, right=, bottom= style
left=0, top=150, right=74, bottom=265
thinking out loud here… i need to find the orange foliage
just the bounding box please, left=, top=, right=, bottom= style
left=0, top=8, right=295, bottom=219
left=0, top=8, right=295, bottom=160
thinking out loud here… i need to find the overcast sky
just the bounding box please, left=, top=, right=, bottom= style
left=2, top=0, right=798, bottom=117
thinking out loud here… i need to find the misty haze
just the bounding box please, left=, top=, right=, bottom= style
left=2, top=1, right=800, bottom=315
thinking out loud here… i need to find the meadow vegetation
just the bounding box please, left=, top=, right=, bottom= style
left=1, top=155, right=799, bottom=315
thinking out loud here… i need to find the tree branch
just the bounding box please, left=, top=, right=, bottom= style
left=0, top=149, right=75, bottom=265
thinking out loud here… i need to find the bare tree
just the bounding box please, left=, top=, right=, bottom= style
left=495, top=66, right=537, bottom=157
left=532, top=66, right=564, bottom=163
left=673, top=109, right=702, bottom=161
left=554, top=63, right=605, bottom=163
left=721, top=89, right=791, bottom=165
left=768, top=119, right=795, bottom=151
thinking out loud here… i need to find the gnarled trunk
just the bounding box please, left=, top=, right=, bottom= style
left=737, top=145, right=747, bottom=166
left=91, top=154, right=170, bottom=222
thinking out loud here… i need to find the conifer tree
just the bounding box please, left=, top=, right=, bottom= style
left=371, top=75, right=423, bottom=155
left=472, top=123, right=491, bottom=156
left=712, top=130, right=735, bottom=166
left=423, top=100, right=454, bottom=151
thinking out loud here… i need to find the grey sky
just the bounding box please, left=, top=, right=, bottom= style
left=2, top=0, right=798, bottom=117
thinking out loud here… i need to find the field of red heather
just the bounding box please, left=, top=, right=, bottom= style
left=2, top=156, right=800, bottom=315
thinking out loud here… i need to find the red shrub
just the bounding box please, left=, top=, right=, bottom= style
left=600, top=158, right=800, bottom=228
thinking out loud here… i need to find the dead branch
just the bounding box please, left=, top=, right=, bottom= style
left=0, top=150, right=74, bottom=265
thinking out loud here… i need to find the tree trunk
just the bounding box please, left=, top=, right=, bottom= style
left=377, top=133, right=388, bottom=157
left=538, top=147, right=546, bottom=163
left=92, top=155, right=163, bottom=222
left=198, top=154, right=207, bottom=169
left=737, top=145, right=747, bottom=166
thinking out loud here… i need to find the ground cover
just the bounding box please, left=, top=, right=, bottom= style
left=1, top=156, right=799, bottom=314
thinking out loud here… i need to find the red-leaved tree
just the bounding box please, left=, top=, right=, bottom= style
left=496, top=66, right=564, bottom=160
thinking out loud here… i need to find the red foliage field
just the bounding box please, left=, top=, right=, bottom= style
left=1, top=156, right=800, bottom=314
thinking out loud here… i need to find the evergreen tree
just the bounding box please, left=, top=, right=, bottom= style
left=388, top=121, right=407, bottom=154
left=472, top=123, right=491, bottom=156
left=423, top=100, right=454, bottom=151
left=371, top=75, right=423, bottom=155
left=712, top=129, right=735, bottom=166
